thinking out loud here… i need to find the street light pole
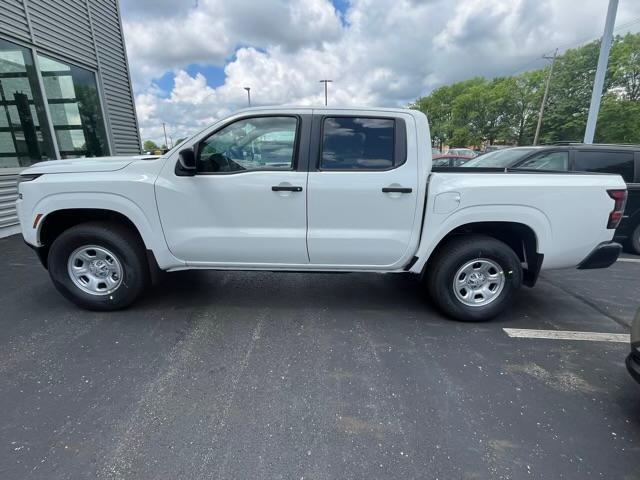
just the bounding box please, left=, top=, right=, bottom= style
left=533, top=49, right=558, bottom=146
left=319, top=79, right=332, bottom=106
left=584, top=0, right=618, bottom=144
left=244, top=87, right=251, bottom=107
left=162, top=122, right=168, bottom=149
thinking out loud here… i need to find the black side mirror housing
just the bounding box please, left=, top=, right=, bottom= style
left=176, top=148, right=196, bottom=176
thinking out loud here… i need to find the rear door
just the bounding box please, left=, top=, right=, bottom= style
left=306, top=112, right=419, bottom=267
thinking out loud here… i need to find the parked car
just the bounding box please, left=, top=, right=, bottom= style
left=484, top=145, right=513, bottom=153
left=463, top=144, right=640, bottom=254
left=627, top=308, right=640, bottom=384
left=16, top=107, right=626, bottom=322
left=461, top=147, right=538, bottom=168
left=432, top=154, right=473, bottom=167
left=447, top=147, right=477, bottom=158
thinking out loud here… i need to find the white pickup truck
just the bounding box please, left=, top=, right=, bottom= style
left=16, top=107, right=627, bottom=321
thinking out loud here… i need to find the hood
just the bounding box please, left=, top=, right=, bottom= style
left=21, top=155, right=160, bottom=175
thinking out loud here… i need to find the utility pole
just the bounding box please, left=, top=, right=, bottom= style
left=584, top=0, right=618, bottom=144
left=244, top=87, right=251, bottom=107
left=162, top=122, right=168, bottom=148
left=319, top=79, right=332, bottom=106
left=533, top=49, right=558, bottom=146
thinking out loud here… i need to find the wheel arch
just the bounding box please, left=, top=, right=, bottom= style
left=31, top=194, right=170, bottom=278
left=414, top=216, right=548, bottom=287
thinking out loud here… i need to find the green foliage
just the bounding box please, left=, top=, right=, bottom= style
left=412, top=33, right=640, bottom=146
left=143, top=140, right=159, bottom=151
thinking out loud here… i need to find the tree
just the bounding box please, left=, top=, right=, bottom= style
left=539, top=40, right=601, bottom=143
left=595, top=94, right=640, bottom=143
left=410, top=32, right=640, bottom=147
left=143, top=140, right=159, bottom=151
left=609, top=33, right=640, bottom=101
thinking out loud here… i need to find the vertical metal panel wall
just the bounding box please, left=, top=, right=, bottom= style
left=0, top=0, right=141, bottom=234
left=0, top=0, right=31, bottom=42
left=0, top=173, right=19, bottom=230
left=88, top=0, right=142, bottom=155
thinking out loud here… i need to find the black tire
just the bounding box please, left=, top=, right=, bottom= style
left=629, top=223, right=640, bottom=256
left=47, top=221, right=149, bottom=311
left=426, top=235, right=522, bottom=322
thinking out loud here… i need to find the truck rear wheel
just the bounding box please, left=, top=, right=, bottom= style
left=47, top=221, right=149, bottom=310
left=426, top=235, right=522, bottom=322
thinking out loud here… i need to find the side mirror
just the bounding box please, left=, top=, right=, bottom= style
left=176, top=148, right=196, bottom=176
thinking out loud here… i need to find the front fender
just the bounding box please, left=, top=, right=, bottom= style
left=26, top=192, right=182, bottom=270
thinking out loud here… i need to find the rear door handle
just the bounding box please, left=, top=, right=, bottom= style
left=272, top=185, right=303, bottom=192
left=382, top=187, right=412, bottom=194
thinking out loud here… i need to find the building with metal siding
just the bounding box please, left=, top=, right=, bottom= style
left=0, top=0, right=141, bottom=235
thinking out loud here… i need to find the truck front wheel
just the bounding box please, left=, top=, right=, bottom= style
left=426, top=235, right=522, bottom=322
left=47, top=222, right=149, bottom=310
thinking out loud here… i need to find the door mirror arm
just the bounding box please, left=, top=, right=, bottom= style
left=175, top=147, right=197, bottom=176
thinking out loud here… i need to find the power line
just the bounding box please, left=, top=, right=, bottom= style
left=533, top=49, right=558, bottom=146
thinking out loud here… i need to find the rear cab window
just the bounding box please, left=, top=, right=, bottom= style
left=320, top=116, right=406, bottom=170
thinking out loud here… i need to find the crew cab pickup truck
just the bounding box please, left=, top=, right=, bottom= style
left=16, top=107, right=627, bottom=321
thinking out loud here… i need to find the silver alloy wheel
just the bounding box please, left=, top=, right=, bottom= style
left=452, top=258, right=505, bottom=307
left=67, top=245, right=123, bottom=296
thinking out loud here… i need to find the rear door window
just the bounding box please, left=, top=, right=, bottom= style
left=321, top=117, right=397, bottom=170
left=574, top=150, right=635, bottom=182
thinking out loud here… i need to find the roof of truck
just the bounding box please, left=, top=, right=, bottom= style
left=231, top=105, right=416, bottom=115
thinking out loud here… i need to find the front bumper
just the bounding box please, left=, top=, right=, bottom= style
left=627, top=353, right=640, bottom=384
left=577, top=241, right=621, bottom=270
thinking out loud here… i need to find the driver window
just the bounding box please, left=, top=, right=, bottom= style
left=517, top=151, right=569, bottom=171
left=197, top=116, right=298, bottom=173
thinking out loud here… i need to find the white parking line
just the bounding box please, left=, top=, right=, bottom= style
left=503, top=328, right=629, bottom=343
left=618, top=257, right=640, bottom=263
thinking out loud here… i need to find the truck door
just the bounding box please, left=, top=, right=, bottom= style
left=155, top=114, right=311, bottom=265
left=306, top=113, right=419, bottom=267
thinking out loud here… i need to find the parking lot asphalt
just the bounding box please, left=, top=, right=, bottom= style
left=1, top=234, right=639, bottom=480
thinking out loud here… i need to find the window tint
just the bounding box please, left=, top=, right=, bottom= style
left=321, top=117, right=395, bottom=170
left=574, top=150, right=635, bottom=182
left=198, top=116, right=297, bottom=173
left=462, top=148, right=535, bottom=168
left=452, top=157, right=470, bottom=167
left=432, top=157, right=450, bottom=167
left=517, top=151, right=569, bottom=171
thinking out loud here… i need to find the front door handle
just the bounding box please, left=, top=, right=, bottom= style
left=382, top=187, right=412, bottom=194
left=272, top=185, right=303, bottom=192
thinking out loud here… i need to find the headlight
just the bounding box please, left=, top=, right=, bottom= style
left=17, top=174, right=42, bottom=186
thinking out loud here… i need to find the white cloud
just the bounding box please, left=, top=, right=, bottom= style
left=121, top=0, right=640, bottom=144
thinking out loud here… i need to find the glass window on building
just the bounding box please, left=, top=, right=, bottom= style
left=0, top=38, right=56, bottom=168
left=38, top=55, right=109, bottom=158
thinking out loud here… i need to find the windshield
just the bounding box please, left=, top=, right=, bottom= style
left=462, top=148, right=536, bottom=168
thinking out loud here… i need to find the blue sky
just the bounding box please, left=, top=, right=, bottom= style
left=146, top=0, right=350, bottom=97
left=119, top=0, right=640, bottom=143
